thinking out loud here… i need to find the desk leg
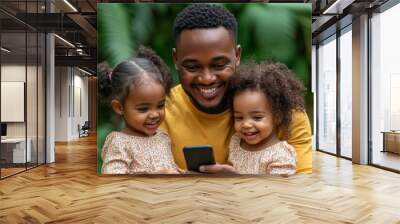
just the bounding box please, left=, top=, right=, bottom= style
left=382, top=133, right=386, bottom=153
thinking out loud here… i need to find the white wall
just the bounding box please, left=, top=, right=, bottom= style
left=1, top=64, right=46, bottom=164
left=1, top=65, right=42, bottom=138
left=1, top=65, right=26, bottom=140
left=55, top=67, right=89, bottom=141
left=55, top=66, right=69, bottom=141
left=72, top=72, right=89, bottom=138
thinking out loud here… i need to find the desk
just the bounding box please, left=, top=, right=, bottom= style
left=1, top=138, right=31, bottom=163
left=382, top=131, right=400, bottom=154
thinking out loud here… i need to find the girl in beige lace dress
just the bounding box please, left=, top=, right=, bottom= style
left=99, top=46, right=180, bottom=174
left=220, top=61, right=306, bottom=175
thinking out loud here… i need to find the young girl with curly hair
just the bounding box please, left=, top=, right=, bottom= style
left=99, top=46, right=180, bottom=174
left=217, top=61, right=306, bottom=176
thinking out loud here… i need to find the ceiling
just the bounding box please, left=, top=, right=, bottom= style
left=310, top=0, right=390, bottom=43
left=0, top=0, right=97, bottom=73
left=1, top=0, right=396, bottom=73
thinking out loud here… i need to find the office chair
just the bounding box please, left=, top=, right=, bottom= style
left=79, top=121, right=90, bottom=138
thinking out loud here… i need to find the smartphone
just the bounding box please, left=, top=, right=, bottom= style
left=183, top=145, right=216, bottom=172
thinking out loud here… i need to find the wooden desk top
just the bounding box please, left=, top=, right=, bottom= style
left=381, top=131, right=400, bottom=134
left=1, top=138, right=26, bottom=143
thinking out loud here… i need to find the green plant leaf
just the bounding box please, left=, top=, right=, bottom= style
left=98, top=3, right=134, bottom=67
left=240, top=4, right=297, bottom=63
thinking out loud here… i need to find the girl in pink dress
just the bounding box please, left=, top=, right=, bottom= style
left=99, top=46, right=179, bottom=174
left=221, top=61, right=306, bottom=175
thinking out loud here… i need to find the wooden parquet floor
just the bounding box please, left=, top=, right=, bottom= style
left=1, top=167, right=26, bottom=177
left=1, top=135, right=400, bottom=224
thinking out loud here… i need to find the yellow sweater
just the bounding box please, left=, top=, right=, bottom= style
left=161, top=85, right=312, bottom=173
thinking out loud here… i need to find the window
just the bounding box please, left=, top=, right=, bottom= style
left=317, top=35, right=337, bottom=154
left=339, top=26, right=352, bottom=158
left=370, top=3, right=400, bottom=171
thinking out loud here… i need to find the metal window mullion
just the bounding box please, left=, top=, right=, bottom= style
left=25, top=0, right=28, bottom=171
left=36, top=0, right=39, bottom=167
left=337, top=27, right=341, bottom=157
left=316, top=44, right=320, bottom=151
left=367, top=11, right=373, bottom=165
left=0, top=20, right=2, bottom=179
left=44, top=31, right=47, bottom=164
left=73, top=68, right=75, bottom=118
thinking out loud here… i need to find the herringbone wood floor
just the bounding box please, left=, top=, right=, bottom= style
left=1, top=135, right=400, bottom=224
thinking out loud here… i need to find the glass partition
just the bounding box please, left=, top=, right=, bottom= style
left=1, top=30, right=28, bottom=178
left=317, top=35, right=337, bottom=155
left=339, top=26, right=352, bottom=158
left=370, top=3, right=400, bottom=171
left=0, top=2, right=46, bottom=179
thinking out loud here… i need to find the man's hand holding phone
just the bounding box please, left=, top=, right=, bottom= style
left=183, top=145, right=215, bottom=172
left=183, top=145, right=237, bottom=174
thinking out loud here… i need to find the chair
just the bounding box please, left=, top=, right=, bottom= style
left=78, top=121, right=90, bottom=138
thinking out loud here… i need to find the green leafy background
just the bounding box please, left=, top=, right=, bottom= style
left=97, top=3, right=312, bottom=173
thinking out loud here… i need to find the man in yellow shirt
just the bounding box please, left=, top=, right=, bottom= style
left=161, top=4, right=312, bottom=174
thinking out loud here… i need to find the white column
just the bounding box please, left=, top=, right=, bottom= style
left=352, top=14, right=369, bottom=164
left=45, top=0, right=55, bottom=163
left=46, top=32, right=55, bottom=163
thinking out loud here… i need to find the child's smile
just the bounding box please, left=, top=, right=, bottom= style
left=242, top=131, right=259, bottom=142
left=121, top=80, right=166, bottom=137
left=233, top=90, right=279, bottom=151
left=143, top=119, right=160, bottom=131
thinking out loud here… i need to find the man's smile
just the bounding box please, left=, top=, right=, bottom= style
left=194, top=83, right=225, bottom=100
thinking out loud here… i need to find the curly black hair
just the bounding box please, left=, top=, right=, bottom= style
left=173, top=3, right=237, bottom=44
left=230, top=61, right=306, bottom=136
left=98, top=46, right=173, bottom=105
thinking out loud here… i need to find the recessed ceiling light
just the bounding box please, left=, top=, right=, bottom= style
left=78, top=67, right=93, bottom=76
left=54, top=34, right=75, bottom=48
left=63, top=0, right=78, bottom=12
left=322, top=0, right=354, bottom=15
left=1, top=47, right=11, bottom=53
